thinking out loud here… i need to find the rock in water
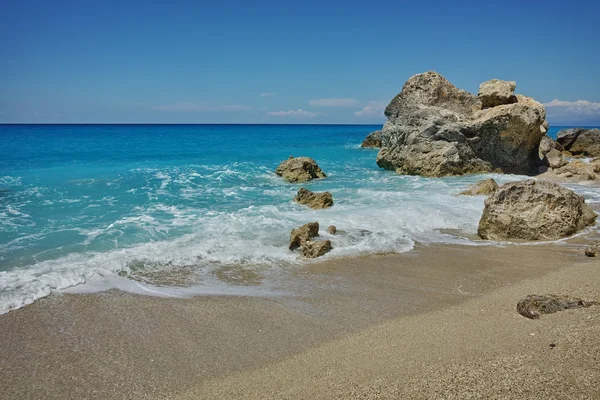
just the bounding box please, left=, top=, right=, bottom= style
left=585, top=240, right=600, bottom=257
left=327, top=225, right=337, bottom=234
left=289, top=222, right=319, bottom=250
left=478, top=180, right=596, bottom=240
left=375, top=71, right=548, bottom=177
left=517, top=294, right=597, bottom=319
left=478, top=79, right=517, bottom=108
left=275, top=156, right=326, bottom=183
left=556, top=128, right=600, bottom=157
left=459, top=178, right=499, bottom=196
left=303, top=240, right=332, bottom=258
left=294, top=188, right=333, bottom=209
left=361, top=130, right=383, bottom=148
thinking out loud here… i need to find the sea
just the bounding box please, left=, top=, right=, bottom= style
left=1, top=124, right=599, bottom=313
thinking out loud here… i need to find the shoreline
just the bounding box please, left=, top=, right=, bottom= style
left=1, top=242, right=599, bottom=399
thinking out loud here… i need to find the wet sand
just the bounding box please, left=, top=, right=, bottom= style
left=1, top=243, right=599, bottom=399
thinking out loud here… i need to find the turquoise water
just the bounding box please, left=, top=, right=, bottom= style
left=0, top=124, right=598, bottom=313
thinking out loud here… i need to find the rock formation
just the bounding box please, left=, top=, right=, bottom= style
left=275, top=156, right=326, bottom=183
left=327, top=225, right=337, bottom=234
left=294, top=188, right=333, bottom=209
left=459, top=178, right=499, bottom=196
left=303, top=240, right=332, bottom=258
left=361, top=130, right=383, bottom=148
left=478, top=79, right=517, bottom=108
left=538, top=135, right=563, bottom=159
left=374, top=71, right=548, bottom=177
left=517, top=294, right=597, bottom=319
left=556, top=128, right=600, bottom=157
left=478, top=180, right=596, bottom=240
left=289, top=222, right=319, bottom=250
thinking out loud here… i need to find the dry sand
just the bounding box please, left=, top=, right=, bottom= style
left=1, top=243, right=599, bottom=399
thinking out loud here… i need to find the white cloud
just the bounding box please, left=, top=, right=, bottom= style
left=309, top=98, right=359, bottom=107
left=354, top=101, right=388, bottom=118
left=543, top=99, right=600, bottom=116
left=260, top=92, right=276, bottom=97
left=153, top=102, right=252, bottom=112
left=267, top=109, right=318, bottom=118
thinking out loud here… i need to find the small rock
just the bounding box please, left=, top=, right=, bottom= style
left=275, top=157, right=326, bottom=183
left=303, top=240, right=332, bottom=258
left=516, top=294, right=597, bottom=319
left=478, top=79, right=517, bottom=108
left=459, top=178, right=499, bottom=196
left=361, top=130, right=383, bottom=148
left=327, top=225, right=337, bottom=234
left=549, top=343, right=556, bottom=348
left=545, top=149, right=567, bottom=169
left=289, top=222, right=319, bottom=250
left=294, top=188, right=333, bottom=209
left=585, top=240, right=600, bottom=257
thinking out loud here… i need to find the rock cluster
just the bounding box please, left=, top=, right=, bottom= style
left=373, top=71, right=548, bottom=177
left=585, top=240, right=600, bottom=257
left=361, top=130, right=383, bottom=148
left=517, top=294, right=597, bottom=319
left=294, top=188, right=333, bottom=209
left=459, top=178, right=499, bottom=196
left=478, top=180, right=596, bottom=241
left=275, top=156, right=326, bottom=183
left=288, top=222, right=332, bottom=258
left=557, top=128, right=600, bottom=157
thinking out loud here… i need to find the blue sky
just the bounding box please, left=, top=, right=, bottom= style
left=1, top=0, right=599, bottom=125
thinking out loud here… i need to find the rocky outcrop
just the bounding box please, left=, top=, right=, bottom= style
left=327, top=225, right=337, bottom=234
left=517, top=294, right=597, bottom=319
left=361, top=130, right=383, bottom=148
left=585, top=240, right=600, bottom=257
left=478, top=180, right=596, bottom=240
left=459, top=178, right=499, bottom=196
left=538, top=135, right=563, bottom=159
left=478, top=79, right=517, bottom=108
left=289, top=222, right=319, bottom=250
left=294, top=188, right=333, bottom=209
left=303, top=240, right=332, bottom=258
left=275, top=157, right=326, bottom=183
left=375, top=72, right=548, bottom=177
left=556, top=128, right=600, bottom=157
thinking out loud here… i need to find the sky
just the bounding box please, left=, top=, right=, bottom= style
left=1, top=0, right=599, bottom=125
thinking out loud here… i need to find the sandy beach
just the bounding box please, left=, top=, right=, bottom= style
left=1, top=241, right=598, bottom=399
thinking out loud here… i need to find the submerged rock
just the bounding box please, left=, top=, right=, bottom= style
left=361, top=130, right=383, bottom=148
left=517, top=294, right=597, bottom=319
left=289, top=222, right=319, bottom=250
left=327, top=225, right=337, bottom=234
left=478, top=79, right=517, bottom=108
left=303, top=240, right=332, bottom=258
left=556, top=128, right=600, bottom=157
left=459, top=178, right=499, bottom=196
left=374, top=71, right=548, bottom=177
left=478, top=180, right=596, bottom=240
left=294, top=188, right=333, bottom=209
left=275, top=156, right=326, bottom=183
left=585, top=240, right=600, bottom=257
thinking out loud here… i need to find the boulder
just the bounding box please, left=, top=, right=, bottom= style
left=538, top=135, right=563, bottom=159
left=554, top=160, right=597, bottom=180
left=361, top=130, right=383, bottom=148
left=289, top=222, right=319, bottom=250
left=375, top=71, right=548, bottom=177
left=585, top=240, right=600, bottom=257
left=478, top=79, right=517, bottom=108
left=556, top=128, right=600, bottom=157
left=294, top=188, right=333, bottom=209
left=517, top=294, right=597, bottom=319
left=303, top=240, right=332, bottom=258
left=275, top=156, right=326, bottom=183
left=477, top=180, right=596, bottom=240
left=459, top=178, right=499, bottom=196
left=545, top=149, right=567, bottom=169
left=327, top=225, right=337, bottom=234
